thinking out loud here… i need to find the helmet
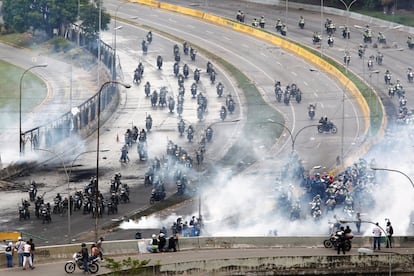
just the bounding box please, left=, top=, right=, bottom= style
left=81, top=243, right=86, bottom=247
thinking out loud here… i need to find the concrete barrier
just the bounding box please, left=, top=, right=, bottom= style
left=2, top=235, right=414, bottom=268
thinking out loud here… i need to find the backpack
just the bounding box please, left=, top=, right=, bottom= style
left=5, top=246, right=12, bottom=252
left=389, top=226, right=394, bottom=235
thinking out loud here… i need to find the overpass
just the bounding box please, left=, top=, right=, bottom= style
left=1, top=236, right=414, bottom=274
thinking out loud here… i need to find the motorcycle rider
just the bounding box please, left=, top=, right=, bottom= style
left=275, top=18, right=283, bottom=32
left=281, top=24, right=287, bottom=36
left=342, top=25, right=350, bottom=39
left=298, top=16, right=305, bottom=28
left=327, top=35, right=334, bottom=47
left=259, top=16, right=265, bottom=28
left=408, top=36, right=413, bottom=48
left=81, top=243, right=89, bottom=273
left=358, top=44, right=364, bottom=58
left=343, top=51, right=351, bottom=65
left=377, top=31, right=386, bottom=43
left=251, top=18, right=259, bottom=27
left=313, top=32, right=321, bottom=43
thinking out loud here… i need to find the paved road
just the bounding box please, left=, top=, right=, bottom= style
left=2, top=246, right=414, bottom=275
left=0, top=43, right=98, bottom=165
left=2, top=0, right=370, bottom=245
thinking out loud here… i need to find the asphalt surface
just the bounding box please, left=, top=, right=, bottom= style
left=2, top=0, right=413, bottom=252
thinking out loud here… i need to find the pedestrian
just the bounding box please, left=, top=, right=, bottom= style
left=355, top=212, right=362, bottom=234
left=15, top=236, right=25, bottom=267
left=158, top=233, right=167, bottom=252
left=5, top=241, right=14, bottom=267
left=80, top=242, right=89, bottom=274
left=22, top=239, right=34, bottom=270
left=372, top=222, right=382, bottom=250
left=147, top=234, right=159, bottom=253
left=28, top=238, right=35, bottom=264
left=336, top=230, right=346, bottom=255
left=90, top=243, right=99, bottom=260
left=96, top=237, right=104, bottom=261
left=167, top=234, right=177, bottom=252
left=386, top=221, right=394, bottom=248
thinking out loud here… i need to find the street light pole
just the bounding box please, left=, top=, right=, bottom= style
left=339, top=0, right=358, bottom=72
left=370, top=167, right=414, bottom=189
left=266, top=120, right=319, bottom=153
left=95, top=81, right=131, bottom=242
left=34, top=148, right=70, bottom=242
left=19, top=64, right=48, bottom=155
left=112, top=1, right=130, bottom=81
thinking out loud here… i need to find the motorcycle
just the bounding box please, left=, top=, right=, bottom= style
left=168, top=96, right=175, bottom=113
left=318, top=121, right=337, bottom=134
left=283, top=91, right=290, bottom=105
left=64, top=252, right=99, bottom=274
left=384, top=72, right=392, bottom=84
left=407, top=69, right=414, bottom=83
left=191, top=83, right=198, bottom=98
left=187, top=127, right=194, bottom=142
left=190, top=47, right=197, bottom=61
left=41, top=206, right=51, bottom=224
left=183, top=64, right=189, bottom=79
left=194, top=69, right=200, bottom=83
left=146, top=31, right=152, bottom=44
left=173, top=62, right=179, bottom=77
left=308, top=104, right=316, bottom=120
left=183, top=41, right=189, bottom=55
left=298, top=17, right=305, bottom=29
left=220, top=106, right=227, bottom=121
left=327, top=36, right=334, bottom=47
left=216, top=82, right=224, bottom=97
left=323, top=233, right=353, bottom=251
left=145, top=116, right=152, bottom=132
left=150, top=187, right=166, bottom=204
left=28, top=182, right=37, bottom=202
left=156, top=55, right=163, bottom=70
left=205, top=127, right=213, bottom=142
left=141, top=40, right=148, bottom=54
left=144, top=81, right=150, bottom=97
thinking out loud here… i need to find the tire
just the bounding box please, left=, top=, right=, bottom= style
left=89, top=263, right=99, bottom=274
left=317, top=126, right=323, bottom=133
left=323, top=239, right=333, bottom=248
left=344, top=241, right=352, bottom=251
left=64, top=262, right=76, bottom=273
left=331, top=126, right=338, bottom=134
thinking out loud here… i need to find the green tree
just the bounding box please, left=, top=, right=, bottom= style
left=79, top=0, right=111, bottom=41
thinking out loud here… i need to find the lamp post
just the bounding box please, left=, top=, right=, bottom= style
left=112, top=1, right=131, bottom=81
left=19, top=64, right=48, bottom=155
left=95, top=81, right=131, bottom=241
left=266, top=119, right=319, bottom=153
left=339, top=0, right=358, bottom=73
left=370, top=167, right=414, bottom=189
left=34, top=148, right=70, bottom=242
left=320, top=0, right=324, bottom=57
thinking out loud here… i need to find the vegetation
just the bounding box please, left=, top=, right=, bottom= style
left=0, top=60, right=47, bottom=114
left=103, top=257, right=152, bottom=276
left=1, top=0, right=110, bottom=40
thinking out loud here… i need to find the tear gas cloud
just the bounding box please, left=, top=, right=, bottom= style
left=122, top=124, right=414, bottom=237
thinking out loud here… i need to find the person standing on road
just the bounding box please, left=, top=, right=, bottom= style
left=355, top=212, right=362, bottom=234
left=5, top=241, right=14, bottom=267
left=15, top=237, right=25, bottom=267
left=336, top=230, right=346, bottom=255
left=386, top=221, right=394, bottom=248
left=22, top=240, right=34, bottom=270
left=28, top=238, right=35, bottom=264
left=372, top=222, right=382, bottom=250
left=96, top=237, right=104, bottom=261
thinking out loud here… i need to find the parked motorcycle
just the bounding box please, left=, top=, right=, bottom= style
left=64, top=252, right=99, bottom=274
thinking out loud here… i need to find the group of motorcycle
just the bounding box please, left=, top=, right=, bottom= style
left=274, top=81, right=302, bottom=105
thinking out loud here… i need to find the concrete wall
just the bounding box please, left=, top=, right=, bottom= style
left=2, top=236, right=414, bottom=267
